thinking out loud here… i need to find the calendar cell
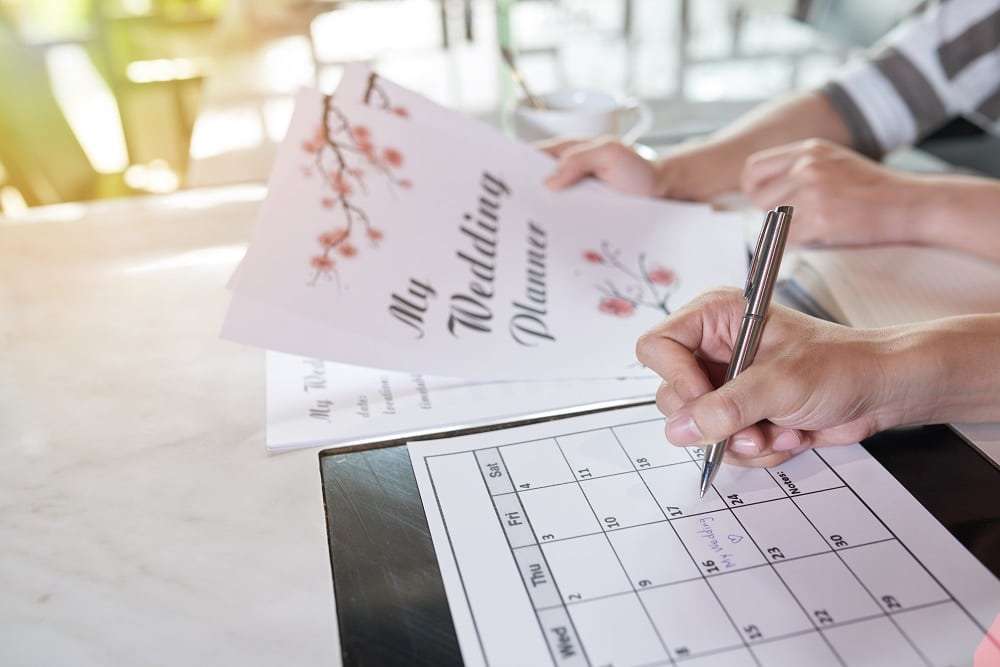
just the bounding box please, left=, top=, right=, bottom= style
left=775, top=552, right=881, bottom=626
left=839, top=540, right=949, bottom=612
left=474, top=447, right=513, bottom=495
left=608, top=522, right=701, bottom=588
left=493, top=492, right=537, bottom=548
left=579, top=472, right=664, bottom=531
left=770, top=450, right=842, bottom=496
left=673, top=510, right=766, bottom=576
left=556, top=429, right=634, bottom=480
left=612, top=419, right=691, bottom=468
left=513, top=545, right=562, bottom=609
left=542, top=533, right=632, bottom=603
left=709, top=465, right=785, bottom=507
left=519, top=483, right=601, bottom=542
left=710, top=567, right=813, bottom=642
left=824, top=617, right=925, bottom=666
left=678, top=647, right=758, bottom=667
left=500, top=438, right=574, bottom=490
left=733, top=498, right=829, bottom=562
left=793, top=486, right=891, bottom=549
left=749, top=632, right=842, bottom=666
left=640, top=579, right=743, bottom=658
left=641, top=463, right=726, bottom=520
left=894, top=601, right=986, bottom=666
left=568, top=594, right=669, bottom=666
left=535, top=606, right=588, bottom=666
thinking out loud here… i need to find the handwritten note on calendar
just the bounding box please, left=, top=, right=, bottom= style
left=410, top=405, right=1000, bottom=666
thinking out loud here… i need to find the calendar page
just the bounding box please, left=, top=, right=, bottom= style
left=410, top=405, right=1000, bottom=666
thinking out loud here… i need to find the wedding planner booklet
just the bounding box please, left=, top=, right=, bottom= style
left=222, top=65, right=747, bottom=380
left=411, top=404, right=1000, bottom=666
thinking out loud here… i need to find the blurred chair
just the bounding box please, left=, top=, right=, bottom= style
left=0, top=14, right=97, bottom=206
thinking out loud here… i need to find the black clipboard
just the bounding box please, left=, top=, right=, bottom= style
left=318, top=404, right=1000, bottom=666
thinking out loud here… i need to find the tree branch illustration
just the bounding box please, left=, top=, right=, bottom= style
left=584, top=243, right=680, bottom=317
left=300, top=83, right=412, bottom=286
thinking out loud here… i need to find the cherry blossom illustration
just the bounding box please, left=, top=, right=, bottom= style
left=583, top=242, right=680, bottom=317
left=300, top=75, right=412, bottom=286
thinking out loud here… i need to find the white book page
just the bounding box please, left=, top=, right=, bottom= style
left=798, top=246, right=1000, bottom=328
left=266, top=351, right=658, bottom=452
left=223, top=65, right=747, bottom=379
left=410, top=404, right=1000, bottom=666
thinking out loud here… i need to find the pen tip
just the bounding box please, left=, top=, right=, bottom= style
left=698, top=462, right=714, bottom=499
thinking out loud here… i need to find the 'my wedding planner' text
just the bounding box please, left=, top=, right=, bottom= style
left=387, top=170, right=555, bottom=345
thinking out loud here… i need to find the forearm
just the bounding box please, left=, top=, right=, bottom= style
left=878, top=315, right=1000, bottom=426
left=655, top=90, right=853, bottom=200
left=906, top=174, right=1000, bottom=263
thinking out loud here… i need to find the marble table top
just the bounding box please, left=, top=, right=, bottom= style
left=1, top=185, right=341, bottom=666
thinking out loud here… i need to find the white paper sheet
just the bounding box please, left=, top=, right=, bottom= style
left=410, top=404, right=1000, bottom=666
left=223, top=65, right=747, bottom=379
left=266, top=351, right=658, bottom=452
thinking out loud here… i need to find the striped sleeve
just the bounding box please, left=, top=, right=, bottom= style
left=820, top=0, right=1000, bottom=157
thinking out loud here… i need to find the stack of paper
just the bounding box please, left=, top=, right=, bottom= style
left=222, top=65, right=749, bottom=452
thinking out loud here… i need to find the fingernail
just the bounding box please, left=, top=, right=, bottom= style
left=666, top=413, right=702, bottom=444
left=730, top=437, right=759, bottom=456
left=773, top=430, right=801, bottom=452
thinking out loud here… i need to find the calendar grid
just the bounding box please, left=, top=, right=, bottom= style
left=760, top=461, right=934, bottom=665
left=810, top=449, right=997, bottom=647
left=603, top=429, right=764, bottom=667
left=685, top=443, right=848, bottom=665
left=494, top=445, right=595, bottom=667
left=471, top=448, right=557, bottom=667
left=424, top=417, right=991, bottom=666
left=549, top=433, right=678, bottom=666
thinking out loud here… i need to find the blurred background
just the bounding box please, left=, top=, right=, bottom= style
left=0, top=0, right=927, bottom=214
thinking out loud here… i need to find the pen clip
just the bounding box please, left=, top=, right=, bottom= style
left=745, top=210, right=777, bottom=302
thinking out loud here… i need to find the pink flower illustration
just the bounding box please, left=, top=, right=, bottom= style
left=319, top=229, right=348, bottom=248
left=392, top=106, right=409, bottom=118
left=367, top=228, right=384, bottom=243
left=583, top=250, right=604, bottom=264
left=648, top=267, right=676, bottom=286
left=599, top=297, right=635, bottom=317
left=311, top=255, right=335, bottom=271
left=382, top=147, right=403, bottom=168
left=337, top=242, right=358, bottom=258
left=351, top=125, right=371, bottom=142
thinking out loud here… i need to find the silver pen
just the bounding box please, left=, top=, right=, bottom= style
left=699, top=205, right=793, bottom=498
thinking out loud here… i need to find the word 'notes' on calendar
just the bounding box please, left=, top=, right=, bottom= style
left=222, top=65, right=747, bottom=380
left=410, top=405, right=1000, bottom=667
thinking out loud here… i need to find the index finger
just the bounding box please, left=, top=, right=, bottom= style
left=741, top=140, right=810, bottom=194
left=535, top=137, right=589, bottom=158
left=636, top=290, right=744, bottom=409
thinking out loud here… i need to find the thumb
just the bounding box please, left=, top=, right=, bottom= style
left=665, top=366, right=787, bottom=445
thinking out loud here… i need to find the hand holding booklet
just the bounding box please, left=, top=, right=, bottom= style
left=222, top=65, right=748, bottom=451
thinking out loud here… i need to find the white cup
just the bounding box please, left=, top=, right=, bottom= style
left=509, top=90, right=653, bottom=144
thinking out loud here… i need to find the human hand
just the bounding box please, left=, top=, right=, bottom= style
left=540, top=137, right=660, bottom=197
left=741, top=139, right=923, bottom=247
left=635, top=288, right=913, bottom=467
